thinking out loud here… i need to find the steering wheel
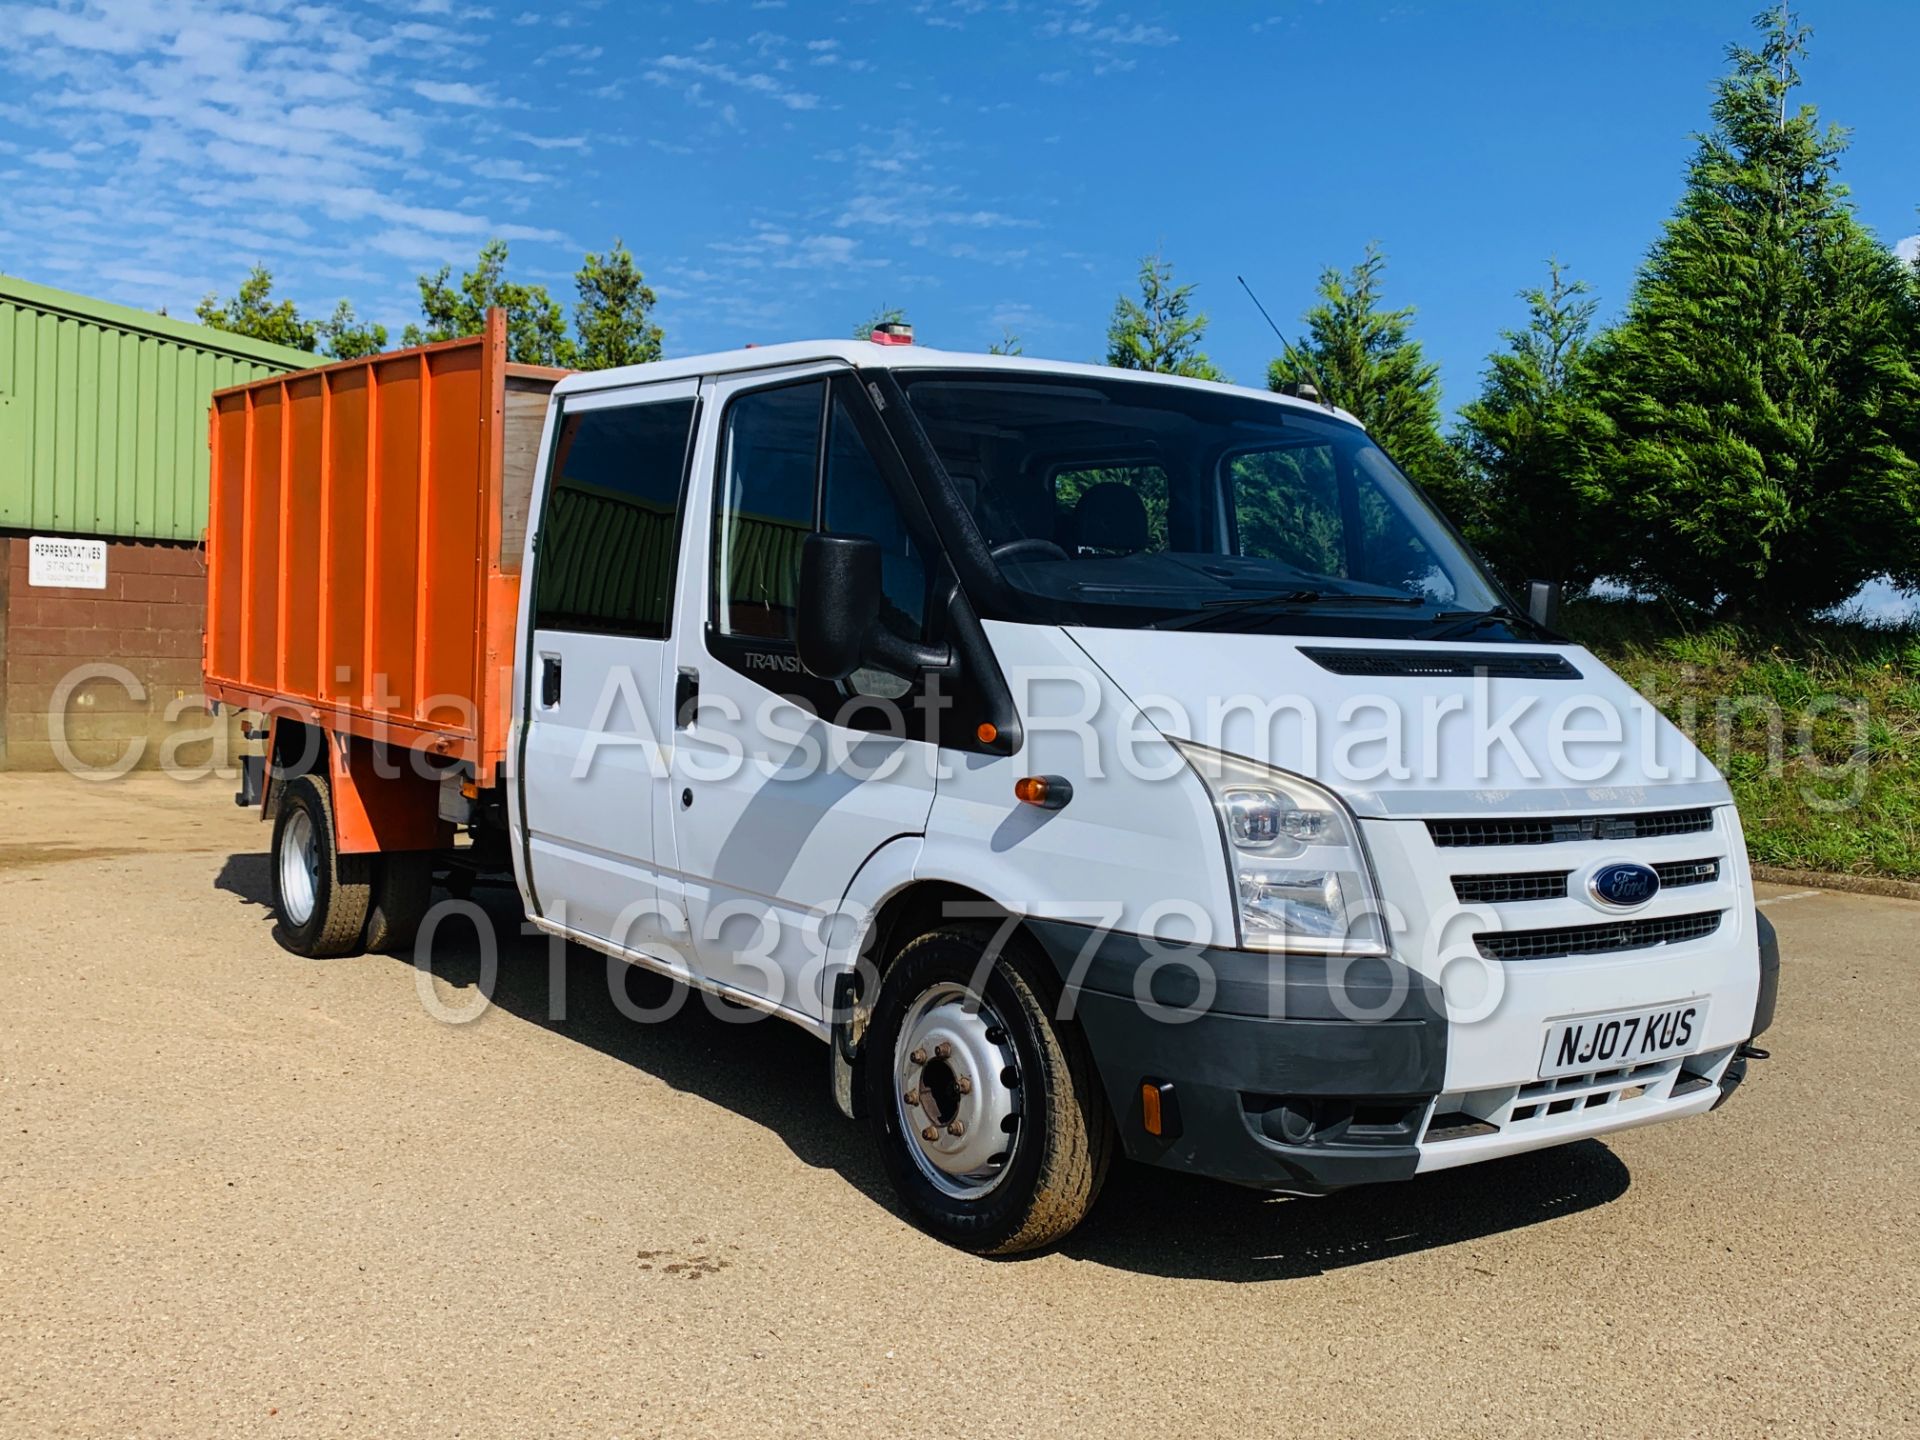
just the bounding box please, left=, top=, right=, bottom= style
left=989, top=538, right=1070, bottom=565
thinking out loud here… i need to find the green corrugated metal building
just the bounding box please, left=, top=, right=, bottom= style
left=1, top=273, right=313, bottom=542
left=1, top=274, right=315, bottom=771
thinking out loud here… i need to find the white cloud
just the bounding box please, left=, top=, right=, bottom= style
left=647, top=53, right=822, bottom=110
left=1036, top=6, right=1180, bottom=74
left=536, top=43, right=603, bottom=65
left=0, top=0, right=569, bottom=320
left=412, top=79, right=493, bottom=105
left=512, top=131, right=590, bottom=150
left=471, top=157, right=551, bottom=183
left=836, top=196, right=1035, bottom=231
left=1897, top=234, right=1920, bottom=263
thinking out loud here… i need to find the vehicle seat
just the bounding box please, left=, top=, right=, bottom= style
left=1071, top=482, right=1150, bottom=554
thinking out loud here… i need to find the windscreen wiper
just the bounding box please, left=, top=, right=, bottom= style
left=1157, top=588, right=1426, bottom=631
left=1413, top=604, right=1539, bottom=640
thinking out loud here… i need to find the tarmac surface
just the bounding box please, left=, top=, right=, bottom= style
left=1, top=772, right=1914, bottom=1437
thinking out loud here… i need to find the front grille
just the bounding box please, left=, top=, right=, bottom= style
left=1654, top=857, right=1721, bottom=888
left=1452, top=870, right=1570, bottom=904
left=1475, top=910, right=1723, bottom=962
left=1299, top=647, right=1583, bottom=680
left=1456, top=857, right=1722, bottom=906
left=1427, top=807, right=1715, bottom=848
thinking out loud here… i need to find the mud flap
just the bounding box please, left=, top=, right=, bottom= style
left=828, top=970, right=866, bottom=1121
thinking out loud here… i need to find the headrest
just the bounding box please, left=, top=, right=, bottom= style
left=1072, top=482, right=1149, bottom=553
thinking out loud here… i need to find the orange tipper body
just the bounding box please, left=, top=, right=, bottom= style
left=201, top=312, right=562, bottom=786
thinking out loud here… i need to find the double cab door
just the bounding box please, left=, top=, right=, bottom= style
left=517, top=363, right=944, bottom=1026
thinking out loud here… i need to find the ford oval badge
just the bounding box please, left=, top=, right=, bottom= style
left=1590, top=862, right=1660, bottom=909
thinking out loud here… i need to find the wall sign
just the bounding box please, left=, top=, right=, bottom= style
left=28, top=536, right=109, bottom=590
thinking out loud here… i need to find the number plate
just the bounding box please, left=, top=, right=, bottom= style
left=1540, top=1001, right=1707, bottom=1078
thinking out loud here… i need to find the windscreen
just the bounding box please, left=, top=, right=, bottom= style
left=897, top=372, right=1508, bottom=636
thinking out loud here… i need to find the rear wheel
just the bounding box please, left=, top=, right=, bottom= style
left=271, top=774, right=372, bottom=958
left=863, top=924, right=1111, bottom=1254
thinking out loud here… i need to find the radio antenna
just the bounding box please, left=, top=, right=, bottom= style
left=1237, top=274, right=1324, bottom=405
left=1236, top=274, right=1294, bottom=353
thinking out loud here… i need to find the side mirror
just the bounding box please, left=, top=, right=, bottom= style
left=797, top=533, right=882, bottom=681
left=797, top=531, right=957, bottom=683
left=1526, top=578, right=1563, bottom=629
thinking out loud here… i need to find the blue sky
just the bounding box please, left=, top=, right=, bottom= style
left=3, top=0, right=1917, bottom=414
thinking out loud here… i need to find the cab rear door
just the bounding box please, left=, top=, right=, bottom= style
left=514, top=380, right=700, bottom=950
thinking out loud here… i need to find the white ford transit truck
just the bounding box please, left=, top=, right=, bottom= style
left=205, top=320, right=1778, bottom=1254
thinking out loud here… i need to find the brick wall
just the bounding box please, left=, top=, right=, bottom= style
left=0, top=536, right=240, bottom=773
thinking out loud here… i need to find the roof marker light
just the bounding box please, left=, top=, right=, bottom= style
left=870, top=321, right=914, bottom=345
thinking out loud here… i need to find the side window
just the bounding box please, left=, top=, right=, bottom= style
left=533, top=398, right=695, bottom=637
left=712, top=376, right=942, bottom=710
left=823, top=392, right=929, bottom=641
left=714, top=381, right=824, bottom=641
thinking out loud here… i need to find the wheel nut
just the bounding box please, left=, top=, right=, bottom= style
left=921, top=1125, right=940, bottom=1142
left=910, top=1047, right=929, bottom=1066
left=933, top=1041, right=953, bottom=1061
left=955, top=1075, right=973, bottom=1094
left=946, top=1120, right=966, bottom=1137
left=903, top=1087, right=920, bottom=1106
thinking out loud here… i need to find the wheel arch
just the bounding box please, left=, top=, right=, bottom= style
left=261, top=715, right=326, bottom=821
left=825, top=838, right=1063, bottom=1120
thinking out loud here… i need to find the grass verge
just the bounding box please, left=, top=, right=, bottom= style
left=1564, top=599, right=1920, bottom=880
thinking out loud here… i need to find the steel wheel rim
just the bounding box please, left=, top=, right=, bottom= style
left=280, top=809, right=319, bottom=927
left=893, top=981, right=1023, bottom=1200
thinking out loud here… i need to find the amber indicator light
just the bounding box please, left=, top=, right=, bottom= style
left=1013, top=775, right=1073, bottom=810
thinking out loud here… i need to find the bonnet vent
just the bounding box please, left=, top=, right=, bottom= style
left=1298, top=648, right=1583, bottom=680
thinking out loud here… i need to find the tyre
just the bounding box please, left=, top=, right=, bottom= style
left=270, top=774, right=373, bottom=958
left=863, top=923, right=1112, bottom=1254
left=364, top=851, right=436, bottom=955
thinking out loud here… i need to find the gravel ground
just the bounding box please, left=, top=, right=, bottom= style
left=1, top=773, right=1915, bottom=1438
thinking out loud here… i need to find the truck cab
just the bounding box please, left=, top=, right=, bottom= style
left=505, top=339, right=1776, bottom=1251
left=215, top=328, right=1776, bottom=1254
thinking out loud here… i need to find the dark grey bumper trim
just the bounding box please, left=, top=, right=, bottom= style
left=1025, top=918, right=1447, bottom=1193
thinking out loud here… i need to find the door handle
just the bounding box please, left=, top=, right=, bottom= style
left=540, top=655, right=562, bottom=707
left=675, top=666, right=700, bottom=728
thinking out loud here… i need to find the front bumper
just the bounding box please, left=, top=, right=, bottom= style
left=1029, top=919, right=1446, bottom=1193
left=1028, top=907, right=1778, bottom=1195
left=1712, top=909, right=1780, bottom=1110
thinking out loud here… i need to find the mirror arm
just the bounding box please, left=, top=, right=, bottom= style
left=863, top=626, right=953, bottom=679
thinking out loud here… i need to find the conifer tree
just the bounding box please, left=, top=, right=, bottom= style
left=1107, top=251, right=1223, bottom=381
left=1269, top=244, right=1464, bottom=515
left=1455, top=260, right=1608, bottom=590
left=1584, top=6, right=1920, bottom=615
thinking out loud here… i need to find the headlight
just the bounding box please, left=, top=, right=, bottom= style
left=1172, top=739, right=1387, bottom=955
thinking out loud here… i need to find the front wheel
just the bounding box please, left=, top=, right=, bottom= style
left=863, top=925, right=1111, bottom=1254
